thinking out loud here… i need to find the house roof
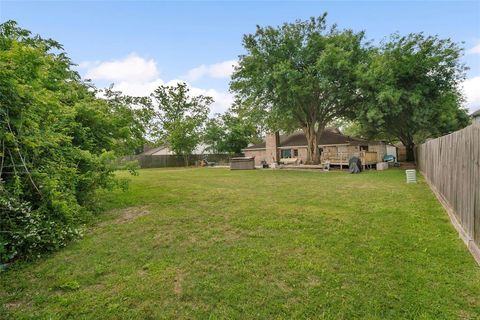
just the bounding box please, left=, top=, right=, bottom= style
left=243, top=128, right=372, bottom=150
left=472, top=109, right=480, bottom=118
left=140, top=145, right=169, bottom=155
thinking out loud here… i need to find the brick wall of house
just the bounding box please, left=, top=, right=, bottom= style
left=297, top=148, right=308, bottom=163
left=244, top=149, right=267, bottom=166
left=265, top=132, right=280, bottom=164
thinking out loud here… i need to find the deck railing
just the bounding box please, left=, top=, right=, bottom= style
left=321, top=151, right=377, bottom=164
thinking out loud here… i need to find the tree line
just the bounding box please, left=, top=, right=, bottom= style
left=0, top=14, right=470, bottom=262
left=231, top=14, right=470, bottom=163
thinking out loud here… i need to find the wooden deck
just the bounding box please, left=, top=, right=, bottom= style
left=321, top=151, right=377, bottom=169
left=274, top=151, right=379, bottom=170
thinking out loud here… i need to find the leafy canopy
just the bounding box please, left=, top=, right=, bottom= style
left=203, top=112, right=259, bottom=154
left=151, top=83, right=211, bottom=161
left=231, top=14, right=367, bottom=163
left=356, top=33, right=470, bottom=160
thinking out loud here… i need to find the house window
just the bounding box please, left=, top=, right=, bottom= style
left=281, top=149, right=292, bottom=158
left=293, top=149, right=298, bottom=157
left=360, top=145, right=369, bottom=151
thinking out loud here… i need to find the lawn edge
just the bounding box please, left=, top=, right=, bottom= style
left=420, top=171, right=480, bottom=266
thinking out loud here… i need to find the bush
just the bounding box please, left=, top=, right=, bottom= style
left=0, top=181, right=84, bottom=262
left=0, top=21, right=152, bottom=263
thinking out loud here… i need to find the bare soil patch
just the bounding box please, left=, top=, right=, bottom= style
left=174, top=271, right=184, bottom=296
left=101, top=206, right=151, bottom=226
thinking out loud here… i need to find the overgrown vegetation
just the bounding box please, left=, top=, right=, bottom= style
left=0, top=21, right=153, bottom=262
left=1, top=169, right=478, bottom=319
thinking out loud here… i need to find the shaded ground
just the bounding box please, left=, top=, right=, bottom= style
left=1, top=168, right=479, bottom=319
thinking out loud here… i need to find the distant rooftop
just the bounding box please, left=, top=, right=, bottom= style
left=243, top=128, right=375, bottom=150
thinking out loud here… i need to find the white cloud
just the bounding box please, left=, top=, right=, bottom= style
left=466, top=43, right=480, bottom=55
left=111, top=79, right=165, bottom=97
left=189, top=87, right=234, bottom=114
left=82, top=53, right=159, bottom=83
left=186, top=60, right=238, bottom=81
left=463, top=77, right=480, bottom=113
left=79, top=54, right=233, bottom=115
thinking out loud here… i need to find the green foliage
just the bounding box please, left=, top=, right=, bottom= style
left=355, top=33, right=470, bottom=160
left=72, top=87, right=155, bottom=157
left=0, top=180, right=81, bottom=262
left=151, top=83, right=211, bottom=163
left=231, top=14, right=367, bottom=163
left=203, top=116, right=226, bottom=154
left=327, top=119, right=368, bottom=140
left=0, top=21, right=150, bottom=262
left=203, top=112, right=259, bottom=154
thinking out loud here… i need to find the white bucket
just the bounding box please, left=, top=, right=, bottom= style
left=406, top=169, right=417, bottom=183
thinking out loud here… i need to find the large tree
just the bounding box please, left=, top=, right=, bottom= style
left=152, top=83, right=211, bottom=165
left=356, top=33, right=470, bottom=161
left=231, top=14, right=367, bottom=164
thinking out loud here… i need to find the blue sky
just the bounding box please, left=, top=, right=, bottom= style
left=1, top=0, right=479, bottom=113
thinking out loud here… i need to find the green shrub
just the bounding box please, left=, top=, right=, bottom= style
left=0, top=21, right=154, bottom=263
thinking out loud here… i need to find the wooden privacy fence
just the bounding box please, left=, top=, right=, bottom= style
left=416, top=122, right=480, bottom=264
left=120, top=154, right=241, bottom=169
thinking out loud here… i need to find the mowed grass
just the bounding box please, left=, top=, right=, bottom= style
left=1, top=168, right=479, bottom=319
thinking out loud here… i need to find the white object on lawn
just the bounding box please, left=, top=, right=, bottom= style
left=406, top=169, right=417, bottom=183
left=376, top=162, right=388, bottom=171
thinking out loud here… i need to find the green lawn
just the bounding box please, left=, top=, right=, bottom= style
left=1, top=168, right=479, bottom=319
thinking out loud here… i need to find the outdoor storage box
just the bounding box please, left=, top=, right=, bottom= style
left=376, top=162, right=388, bottom=171
left=230, top=157, right=255, bottom=170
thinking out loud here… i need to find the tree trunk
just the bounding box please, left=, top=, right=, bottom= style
left=184, top=155, right=189, bottom=167
left=406, top=143, right=415, bottom=162
left=303, top=126, right=321, bottom=165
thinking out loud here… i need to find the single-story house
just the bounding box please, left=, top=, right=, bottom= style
left=243, top=128, right=396, bottom=167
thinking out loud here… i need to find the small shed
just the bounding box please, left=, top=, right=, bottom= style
left=230, top=157, right=255, bottom=170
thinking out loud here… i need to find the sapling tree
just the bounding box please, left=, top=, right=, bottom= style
left=152, top=83, right=211, bottom=165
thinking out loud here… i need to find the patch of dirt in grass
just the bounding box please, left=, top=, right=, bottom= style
left=306, top=275, right=321, bottom=287
left=3, top=300, right=30, bottom=312
left=174, top=271, right=184, bottom=297
left=221, top=224, right=243, bottom=242
left=101, top=206, right=151, bottom=225
left=208, top=224, right=243, bottom=244
left=154, top=230, right=171, bottom=241
left=458, top=310, right=473, bottom=320
left=275, top=279, right=291, bottom=292
left=3, top=301, right=21, bottom=310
